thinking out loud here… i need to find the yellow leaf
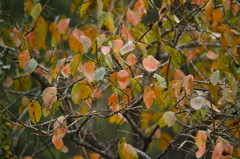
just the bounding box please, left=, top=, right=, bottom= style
left=28, top=100, right=42, bottom=124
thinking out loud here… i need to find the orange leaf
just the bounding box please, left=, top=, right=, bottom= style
left=52, top=136, right=64, bottom=150
left=83, top=61, right=96, bottom=82
left=195, top=130, right=208, bottom=158
left=143, top=56, right=160, bottom=72
left=143, top=85, right=154, bottom=109
left=53, top=116, right=67, bottom=139
left=122, top=88, right=133, bottom=107
left=182, top=75, right=193, bottom=95
left=58, top=18, right=70, bottom=34
left=11, top=27, right=22, bottom=47
left=158, top=133, right=172, bottom=151
left=126, top=53, right=137, bottom=67
left=113, top=39, right=123, bottom=53
left=19, top=49, right=31, bottom=68
left=213, top=8, right=223, bottom=23
left=126, top=9, right=141, bottom=25
left=108, top=93, right=119, bottom=111
left=49, top=22, right=61, bottom=44
left=61, top=63, right=71, bottom=78
left=50, top=58, right=66, bottom=79
left=117, top=70, right=130, bottom=89
left=42, top=87, right=57, bottom=108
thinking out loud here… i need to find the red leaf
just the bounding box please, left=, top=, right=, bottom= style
left=143, top=85, right=154, bottom=109
left=83, top=61, right=96, bottom=82
left=143, top=56, right=160, bottom=72
left=108, top=93, right=119, bottom=111
left=117, top=70, right=130, bottom=89
left=100, top=46, right=111, bottom=55
left=126, top=53, right=137, bottom=66
left=126, top=9, right=141, bottom=25
left=58, top=18, right=70, bottom=34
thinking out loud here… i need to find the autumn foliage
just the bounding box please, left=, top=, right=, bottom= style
left=0, top=0, right=239, bottom=158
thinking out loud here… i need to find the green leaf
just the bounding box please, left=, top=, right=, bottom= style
left=130, top=78, right=142, bottom=93
left=210, top=70, right=220, bottom=85
left=30, top=3, right=42, bottom=20
left=98, top=11, right=108, bottom=27
left=154, top=74, right=167, bottom=89
left=94, top=67, right=106, bottom=81
left=164, top=46, right=181, bottom=68
left=24, top=59, right=38, bottom=74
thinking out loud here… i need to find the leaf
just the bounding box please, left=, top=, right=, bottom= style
left=117, top=70, right=130, bottom=89
left=70, top=53, right=82, bottom=75
left=19, top=49, right=31, bottom=68
left=118, top=138, right=138, bottom=159
left=71, top=83, right=92, bottom=104
left=164, top=46, right=181, bottom=68
left=94, top=67, right=105, bottom=81
left=190, top=96, right=205, bottom=110
left=182, top=75, right=193, bottom=95
left=120, top=41, right=135, bottom=55
left=113, top=39, right=123, bottom=53
left=104, top=53, right=114, bottom=70
left=79, top=36, right=92, bottom=53
left=57, top=18, right=70, bottom=34
left=154, top=74, right=167, bottom=89
left=143, top=56, right=160, bottom=72
left=163, top=111, right=176, bottom=127
left=52, top=136, right=64, bottom=150
left=50, top=58, right=65, bottom=79
left=79, top=0, right=93, bottom=18
left=108, top=93, right=119, bottom=111
left=143, top=85, right=154, bottom=110
left=130, top=78, right=142, bottom=93
left=42, top=87, right=57, bottom=109
left=24, top=59, right=38, bottom=74
left=212, top=137, right=233, bottom=159
left=96, top=0, right=103, bottom=14
left=61, top=63, right=71, bottom=78
left=100, top=46, right=111, bottom=55
left=195, top=130, right=208, bottom=158
left=98, top=11, right=108, bottom=27
left=122, top=88, right=132, bottom=107
left=213, top=8, right=223, bottom=23
left=126, top=9, right=141, bottom=26
left=126, top=53, right=137, bottom=67
left=53, top=116, right=67, bottom=139
left=98, top=12, right=114, bottom=32
left=210, top=70, right=220, bottom=85
left=136, top=42, right=147, bottom=56
left=158, top=133, right=172, bottom=151
left=28, top=100, right=42, bottom=124
left=83, top=61, right=96, bottom=82
left=30, top=3, right=42, bottom=20
left=11, top=27, right=22, bottom=47
left=158, top=117, right=167, bottom=128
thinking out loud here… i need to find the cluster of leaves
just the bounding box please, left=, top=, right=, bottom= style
left=0, top=0, right=240, bottom=158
